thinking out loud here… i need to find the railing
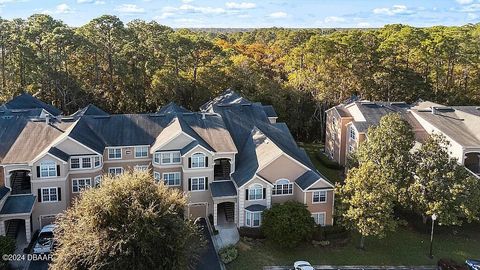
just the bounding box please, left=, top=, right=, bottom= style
left=465, top=167, right=480, bottom=179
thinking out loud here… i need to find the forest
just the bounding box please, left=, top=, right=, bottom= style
left=0, top=14, right=479, bottom=142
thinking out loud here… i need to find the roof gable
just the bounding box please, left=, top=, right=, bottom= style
left=5, top=93, right=62, bottom=116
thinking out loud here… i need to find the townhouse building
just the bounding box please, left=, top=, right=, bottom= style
left=0, top=90, right=334, bottom=243
left=325, top=99, right=480, bottom=179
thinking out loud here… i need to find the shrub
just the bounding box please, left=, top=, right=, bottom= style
left=239, top=227, right=265, bottom=239
left=219, top=245, right=238, bottom=264
left=0, top=235, right=15, bottom=269
left=261, top=201, right=315, bottom=248
left=316, top=152, right=343, bottom=170
left=323, top=225, right=350, bottom=240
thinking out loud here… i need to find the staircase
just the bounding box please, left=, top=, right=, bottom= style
left=214, top=160, right=231, bottom=180
left=224, top=203, right=234, bottom=223
left=10, top=171, right=30, bottom=195
left=5, top=220, right=19, bottom=239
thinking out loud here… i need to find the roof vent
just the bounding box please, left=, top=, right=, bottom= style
left=431, top=107, right=437, bottom=115
left=201, top=113, right=206, bottom=120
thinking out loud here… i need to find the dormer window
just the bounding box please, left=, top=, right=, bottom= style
left=191, top=153, right=206, bottom=168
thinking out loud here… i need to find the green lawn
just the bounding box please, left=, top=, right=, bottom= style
left=227, top=142, right=480, bottom=269
left=227, top=224, right=480, bottom=269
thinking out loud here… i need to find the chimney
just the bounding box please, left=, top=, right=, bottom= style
left=431, top=107, right=437, bottom=115
left=201, top=113, right=206, bottom=120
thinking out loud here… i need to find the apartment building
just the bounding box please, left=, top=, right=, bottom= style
left=325, top=99, right=480, bottom=178
left=0, top=90, right=334, bottom=243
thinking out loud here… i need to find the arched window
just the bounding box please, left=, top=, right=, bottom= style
left=272, top=179, right=293, bottom=195
left=248, top=184, right=263, bottom=200
left=191, top=153, right=206, bottom=168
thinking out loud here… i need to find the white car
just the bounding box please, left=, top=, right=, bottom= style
left=33, top=224, right=56, bottom=254
left=294, top=261, right=315, bottom=270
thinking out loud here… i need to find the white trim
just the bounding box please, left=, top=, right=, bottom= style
left=151, top=129, right=197, bottom=153
left=304, top=176, right=335, bottom=189
left=245, top=210, right=262, bottom=227
left=312, top=190, right=328, bottom=204
left=190, top=176, right=207, bottom=192
left=38, top=160, right=58, bottom=179
left=247, top=183, right=264, bottom=201
left=66, top=136, right=102, bottom=155
left=157, top=151, right=181, bottom=165
left=108, top=167, right=124, bottom=176
left=311, top=212, right=326, bottom=226
left=40, top=187, right=59, bottom=203
left=71, top=177, right=92, bottom=193
left=271, top=178, right=294, bottom=196
left=182, top=144, right=214, bottom=157
left=240, top=174, right=274, bottom=188
left=162, top=172, right=181, bottom=186
left=190, top=152, right=207, bottom=168
left=107, top=147, right=122, bottom=160
left=69, top=155, right=100, bottom=170
left=134, top=146, right=149, bottom=159
left=103, top=158, right=151, bottom=164
left=30, top=152, right=67, bottom=166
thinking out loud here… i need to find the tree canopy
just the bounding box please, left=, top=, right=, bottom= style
left=51, top=171, right=204, bottom=270
left=1, top=15, right=480, bottom=141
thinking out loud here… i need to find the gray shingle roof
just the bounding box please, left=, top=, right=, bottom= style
left=0, top=108, right=46, bottom=118
left=245, top=204, right=266, bottom=211
left=210, top=181, right=237, bottom=198
left=296, top=170, right=322, bottom=190
left=71, top=104, right=108, bottom=117
left=0, top=187, right=9, bottom=201
left=5, top=93, right=62, bottom=116
left=0, top=194, right=35, bottom=215
left=0, top=117, right=28, bottom=162
left=48, top=147, right=70, bottom=162
left=157, top=102, right=191, bottom=114
left=262, top=105, right=278, bottom=118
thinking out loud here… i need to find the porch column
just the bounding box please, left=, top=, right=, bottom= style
left=25, top=218, right=31, bottom=243
left=0, top=220, right=5, bottom=236
left=234, top=201, right=238, bottom=225
left=213, top=203, right=218, bottom=227
left=266, top=186, right=272, bottom=208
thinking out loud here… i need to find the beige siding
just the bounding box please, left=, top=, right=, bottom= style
left=257, top=154, right=307, bottom=184
left=188, top=203, right=207, bottom=219
left=56, top=138, right=96, bottom=155
left=32, top=155, right=68, bottom=180
left=305, top=190, right=334, bottom=226
left=161, top=133, right=193, bottom=151
left=31, top=179, right=68, bottom=230
left=243, top=177, right=268, bottom=209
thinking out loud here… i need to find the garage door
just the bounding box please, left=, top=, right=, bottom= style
left=40, top=215, right=56, bottom=228
left=188, top=204, right=207, bottom=220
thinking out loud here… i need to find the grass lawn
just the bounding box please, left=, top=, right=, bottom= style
left=227, top=224, right=480, bottom=269
left=297, top=142, right=343, bottom=183
left=227, top=142, right=480, bottom=269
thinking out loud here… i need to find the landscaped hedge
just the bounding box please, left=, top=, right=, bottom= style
left=312, top=225, right=350, bottom=241
left=219, top=245, right=238, bottom=264
left=239, top=227, right=265, bottom=239
left=316, top=152, right=343, bottom=170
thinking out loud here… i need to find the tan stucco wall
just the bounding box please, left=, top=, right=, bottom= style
left=31, top=179, right=68, bottom=230
left=257, top=154, right=307, bottom=184
left=305, top=190, right=334, bottom=226
left=56, top=138, right=96, bottom=155
left=32, top=155, right=68, bottom=180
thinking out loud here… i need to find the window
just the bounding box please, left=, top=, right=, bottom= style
left=72, top=178, right=92, bottom=193
left=108, top=167, right=123, bottom=176
left=191, top=153, right=206, bottom=168
left=135, top=146, right=148, bottom=158
left=108, top=148, right=122, bottom=159
left=40, top=161, right=57, bottom=178
left=160, top=152, right=181, bottom=165
left=154, top=172, right=161, bottom=182
left=313, top=190, right=327, bottom=203
left=94, top=176, right=102, bottom=187
left=348, top=144, right=355, bottom=153
left=349, top=127, right=356, bottom=140
left=248, top=184, right=263, bottom=200
left=41, top=188, right=58, bottom=202
left=82, top=157, right=91, bottom=168
left=163, top=172, right=181, bottom=186
left=154, top=153, right=160, bottom=164
left=191, top=177, right=206, bottom=191
left=94, top=156, right=101, bottom=167
left=272, top=179, right=293, bottom=195
left=312, top=212, right=326, bottom=226
left=134, top=165, right=149, bottom=172
left=245, top=211, right=262, bottom=227
left=70, top=158, right=80, bottom=169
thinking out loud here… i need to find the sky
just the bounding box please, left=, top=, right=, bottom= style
left=0, top=0, right=478, bottom=28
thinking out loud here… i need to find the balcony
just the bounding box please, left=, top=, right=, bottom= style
left=465, top=152, right=480, bottom=178
left=214, top=158, right=232, bottom=181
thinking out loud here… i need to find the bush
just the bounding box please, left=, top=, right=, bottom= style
left=261, top=201, right=315, bottom=248
left=0, top=235, right=15, bottom=269
left=219, top=245, right=238, bottom=264
left=239, top=227, right=265, bottom=239
left=312, top=226, right=326, bottom=241
left=323, top=225, right=350, bottom=240
left=316, top=152, right=343, bottom=170
left=438, top=259, right=468, bottom=270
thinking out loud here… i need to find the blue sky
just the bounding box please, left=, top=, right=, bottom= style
left=0, top=0, right=478, bottom=28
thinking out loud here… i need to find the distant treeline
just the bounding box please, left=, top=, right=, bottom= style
left=0, top=15, right=478, bottom=141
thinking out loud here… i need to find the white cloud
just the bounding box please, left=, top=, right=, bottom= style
left=94, top=0, right=105, bottom=4
left=459, top=3, right=480, bottom=12
left=467, top=12, right=479, bottom=19
left=77, top=0, right=105, bottom=4
left=373, top=5, right=415, bottom=16
left=178, top=4, right=226, bottom=14
left=269, top=11, right=287, bottom=18
left=115, top=4, right=145, bottom=14
left=156, top=12, right=175, bottom=20
left=225, top=2, right=256, bottom=9
left=357, top=22, right=371, bottom=28
left=324, top=16, right=346, bottom=23
left=456, top=0, right=474, bottom=4
left=56, top=3, right=72, bottom=13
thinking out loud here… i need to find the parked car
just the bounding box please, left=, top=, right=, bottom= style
left=33, top=224, right=56, bottom=254
left=466, top=260, right=480, bottom=270
left=293, top=261, right=315, bottom=270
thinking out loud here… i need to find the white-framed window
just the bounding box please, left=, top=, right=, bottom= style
left=160, top=151, right=181, bottom=165
left=70, top=158, right=80, bottom=169
left=94, top=175, right=102, bottom=187
left=272, top=179, right=293, bottom=195
left=349, top=127, right=356, bottom=140
left=108, top=148, right=122, bottom=159
left=154, top=153, right=160, bottom=164
left=41, top=187, right=58, bottom=202
left=163, top=172, right=181, bottom=186
left=154, top=172, right=161, bottom=182
left=94, top=156, right=101, bottom=167
left=312, top=212, right=326, bottom=226
left=134, top=146, right=148, bottom=158
left=134, top=165, right=149, bottom=172
left=248, top=184, right=263, bottom=200
left=40, top=161, right=57, bottom=178
left=108, top=167, right=124, bottom=176
left=190, top=177, right=206, bottom=191
left=191, top=153, right=206, bottom=168
left=70, top=156, right=97, bottom=170
left=72, top=178, right=92, bottom=193
left=313, top=190, right=327, bottom=203
left=245, top=211, right=262, bottom=227
left=82, top=157, right=91, bottom=168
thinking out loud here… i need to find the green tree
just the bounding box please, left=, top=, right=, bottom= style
left=410, top=134, right=480, bottom=225
left=261, top=201, right=315, bottom=248
left=51, top=171, right=204, bottom=270
left=340, top=161, right=397, bottom=249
